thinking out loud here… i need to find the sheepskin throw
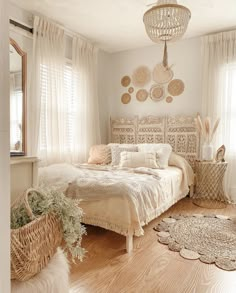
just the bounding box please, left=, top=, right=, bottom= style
left=11, top=248, right=70, bottom=293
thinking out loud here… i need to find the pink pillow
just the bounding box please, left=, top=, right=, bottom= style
left=88, top=145, right=111, bottom=165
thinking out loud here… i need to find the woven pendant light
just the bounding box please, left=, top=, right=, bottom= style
left=163, top=40, right=168, bottom=67
left=143, top=0, right=191, bottom=43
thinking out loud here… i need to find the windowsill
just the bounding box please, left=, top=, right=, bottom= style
left=10, top=156, right=39, bottom=165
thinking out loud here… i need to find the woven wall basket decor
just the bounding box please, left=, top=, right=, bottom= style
left=132, top=66, right=151, bottom=87
left=128, top=87, right=134, bottom=94
left=121, top=93, right=131, bottom=104
left=136, top=89, right=148, bottom=102
left=168, top=79, right=185, bottom=96
left=150, top=84, right=165, bottom=102
left=153, top=63, right=174, bottom=84
left=121, top=75, right=131, bottom=87
left=166, top=96, right=173, bottom=103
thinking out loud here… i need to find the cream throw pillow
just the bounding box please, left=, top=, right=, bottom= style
left=138, top=143, right=172, bottom=168
left=88, top=145, right=111, bottom=164
left=110, top=145, right=138, bottom=166
left=119, top=151, right=159, bottom=169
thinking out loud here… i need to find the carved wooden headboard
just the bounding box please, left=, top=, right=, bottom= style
left=110, top=117, right=136, bottom=144
left=137, top=116, right=165, bottom=144
left=110, top=115, right=200, bottom=169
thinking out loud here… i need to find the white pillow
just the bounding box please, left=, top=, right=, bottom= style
left=119, top=151, right=159, bottom=169
left=138, top=143, right=172, bottom=169
left=110, top=145, right=138, bottom=166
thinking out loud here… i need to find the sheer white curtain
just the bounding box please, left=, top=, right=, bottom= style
left=29, top=16, right=101, bottom=165
left=202, top=30, right=236, bottom=202
left=70, top=37, right=101, bottom=162
left=29, top=16, right=65, bottom=164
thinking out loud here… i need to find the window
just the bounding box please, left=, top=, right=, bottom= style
left=39, top=62, right=77, bottom=153
left=39, top=63, right=48, bottom=152
left=63, top=63, right=76, bottom=150
left=224, top=63, right=236, bottom=151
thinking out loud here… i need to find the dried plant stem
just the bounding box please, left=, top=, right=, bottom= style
left=204, top=117, right=211, bottom=144
left=210, top=118, right=220, bottom=143
left=194, top=115, right=220, bottom=144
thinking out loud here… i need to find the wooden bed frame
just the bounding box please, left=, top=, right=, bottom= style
left=110, top=114, right=200, bottom=252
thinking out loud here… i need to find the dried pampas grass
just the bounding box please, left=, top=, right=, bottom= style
left=195, top=114, right=220, bottom=144
left=210, top=118, right=220, bottom=143
left=204, top=117, right=211, bottom=143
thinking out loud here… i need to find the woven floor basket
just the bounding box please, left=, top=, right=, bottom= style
left=11, top=188, right=63, bottom=281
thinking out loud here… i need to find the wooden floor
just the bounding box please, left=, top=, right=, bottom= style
left=70, top=198, right=236, bottom=293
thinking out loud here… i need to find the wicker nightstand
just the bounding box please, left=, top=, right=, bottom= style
left=193, top=160, right=229, bottom=208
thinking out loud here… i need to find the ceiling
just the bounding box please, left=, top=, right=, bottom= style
left=10, top=0, right=236, bottom=52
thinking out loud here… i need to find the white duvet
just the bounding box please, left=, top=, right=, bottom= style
left=39, top=153, right=194, bottom=236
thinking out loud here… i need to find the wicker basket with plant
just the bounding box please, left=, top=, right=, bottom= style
left=11, top=188, right=86, bottom=281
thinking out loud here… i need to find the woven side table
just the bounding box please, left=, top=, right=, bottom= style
left=193, top=161, right=228, bottom=209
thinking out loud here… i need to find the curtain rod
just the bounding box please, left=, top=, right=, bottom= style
left=9, top=17, right=98, bottom=48
left=9, top=18, right=83, bottom=41
left=9, top=19, right=33, bottom=34
left=9, top=18, right=78, bottom=39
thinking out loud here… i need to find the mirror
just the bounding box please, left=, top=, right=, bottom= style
left=10, top=38, right=27, bottom=156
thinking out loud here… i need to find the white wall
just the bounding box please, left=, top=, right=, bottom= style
left=97, top=50, right=112, bottom=143
left=0, top=0, right=10, bottom=291
left=10, top=3, right=33, bottom=27
left=108, top=38, right=202, bottom=120
left=9, top=4, right=33, bottom=76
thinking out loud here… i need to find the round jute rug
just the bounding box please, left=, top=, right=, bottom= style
left=154, top=214, right=236, bottom=271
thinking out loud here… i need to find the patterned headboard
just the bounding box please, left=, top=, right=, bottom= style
left=110, top=115, right=200, bottom=169
left=110, top=117, right=136, bottom=144
left=165, top=116, right=200, bottom=168
left=137, top=116, right=165, bottom=144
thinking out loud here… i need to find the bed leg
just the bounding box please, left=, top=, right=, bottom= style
left=190, top=184, right=194, bottom=198
left=126, top=234, right=133, bottom=253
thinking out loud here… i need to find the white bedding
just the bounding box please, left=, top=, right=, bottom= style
left=39, top=155, right=194, bottom=237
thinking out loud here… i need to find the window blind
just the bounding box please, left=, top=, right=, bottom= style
left=39, top=62, right=77, bottom=152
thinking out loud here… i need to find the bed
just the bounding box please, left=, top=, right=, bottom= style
left=39, top=115, right=200, bottom=252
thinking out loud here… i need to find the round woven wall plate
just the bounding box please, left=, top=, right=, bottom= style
left=121, top=75, right=131, bottom=87
left=128, top=87, right=134, bottom=94
left=168, top=79, right=185, bottom=96
left=150, top=85, right=165, bottom=102
left=166, top=96, right=173, bottom=103
left=121, top=93, right=131, bottom=104
left=136, top=89, right=148, bottom=102
left=132, top=66, right=151, bottom=87
left=153, top=63, right=174, bottom=84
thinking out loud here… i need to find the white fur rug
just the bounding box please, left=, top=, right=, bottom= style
left=11, top=248, right=70, bottom=293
